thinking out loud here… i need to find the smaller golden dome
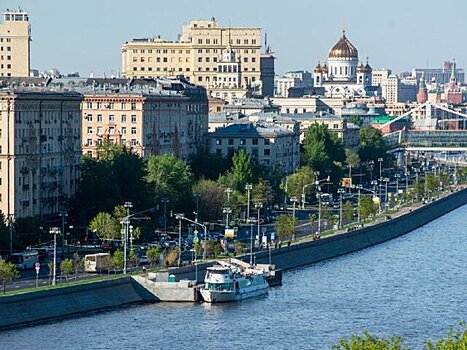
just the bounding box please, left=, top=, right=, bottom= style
left=357, top=63, right=366, bottom=73
left=314, top=63, right=322, bottom=73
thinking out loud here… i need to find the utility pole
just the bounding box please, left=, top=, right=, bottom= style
left=255, top=202, right=263, bottom=250
left=290, top=197, right=298, bottom=228
left=123, top=201, right=133, bottom=274
left=317, top=191, right=322, bottom=234
left=50, top=227, right=60, bottom=286
left=245, top=184, right=252, bottom=222
left=175, top=213, right=184, bottom=267
left=357, top=185, right=362, bottom=223
left=338, top=188, right=345, bottom=228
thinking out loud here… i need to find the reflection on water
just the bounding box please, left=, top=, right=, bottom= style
left=3, top=206, right=466, bottom=350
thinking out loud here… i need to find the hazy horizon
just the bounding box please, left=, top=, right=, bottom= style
left=3, top=0, right=467, bottom=78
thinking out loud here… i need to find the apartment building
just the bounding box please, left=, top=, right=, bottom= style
left=0, top=90, right=82, bottom=219
left=208, top=122, right=300, bottom=173
left=80, top=78, right=208, bottom=159
left=121, top=19, right=274, bottom=96
left=0, top=9, right=30, bottom=77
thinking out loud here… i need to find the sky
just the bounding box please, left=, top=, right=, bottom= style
left=3, top=0, right=467, bottom=77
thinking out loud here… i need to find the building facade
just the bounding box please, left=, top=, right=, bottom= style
left=412, top=60, right=465, bottom=85
left=0, top=9, right=30, bottom=77
left=208, top=122, right=300, bottom=173
left=121, top=19, right=275, bottom=96
left=80, top=78, right=208, bottom=159
left=0, top=90, right=82, bottom=219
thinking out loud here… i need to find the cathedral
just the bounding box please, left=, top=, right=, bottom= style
left=313, top=31, right=380, bottom=98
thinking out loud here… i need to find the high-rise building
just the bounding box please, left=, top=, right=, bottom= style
left=0, top=90, right=82, bottom=219
left=121, top=19, right=274, bottom=97
left=412, top=60, right=465, bottom=85
left=0, top=9, right=30, bottom=77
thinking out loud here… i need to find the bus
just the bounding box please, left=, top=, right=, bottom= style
left=84, top=253, right=111, bottom=273
left=9, top=250, right=39, bottom=270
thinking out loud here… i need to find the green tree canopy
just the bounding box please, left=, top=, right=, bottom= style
left=251, top=179, right=274, bottom=206
left=345, top=149, right=361, bottom=171
left=302, top=123, right=345, bottom=173
left=283, top=166, right=317, bottom=203
left=358, top=126, right=388, bottom=163
left=189, top=148, right=232, bottom=180
left=193, top=179, right=225, bottom=221
left=332, top=331, right=408, bottom=350
left=275, top=214, right=295, bottom=241
left=146, top=154, right=194, bottom=209
left=89, top=212, right=120, bottom=240
left=359, top=196, right=377, bottom=220
left=60, top=259, right=74, bottom=280
left=0, top=259, right=19, bottom=294
left=230, top=149, right=254, bottom=191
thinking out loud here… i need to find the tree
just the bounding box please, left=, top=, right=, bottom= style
left=0, top=259, right=19, bottom=294
left=332, top=331, right=409, bottom=350
left=230, top=149, right=254, bottom=191
left=275, top=215, right=295, bottom=241
left=89, top=212, right=120, bottom=241
left=146, top=246, right=162, bottom=267
left=425, top=323, right=467, bottom=350
left=234, top=241, right=247, bottom=255
left=251, top=179, right=275, bottom=205
left=345, top=149, right=361, bottom=178
left=302, top=123, right=345, bottom=173
left=129, top=250, right=138, bottom=268
left=358, top=126, right=388, bottom=163
left=359, top=196, right=377, bottom=220
left=192, top=179, right=225, bottom=221
left=112, top=250, right=125, bottom=270
left=72, top=252, right=83, bottom=278
left=146, top=154, right=193, bottom=209
left=425, top=174, right=438, bottom=195
left=342, top=200, right=355, bottom=223
left=0, top=211, right=9, bottom=252
left=283, top=166, right=316, bottom=202
left=60, top=259, right=74, bottom=281
left=189, top=148, right=232, bottom=180
left=165, top=247, right=179, bottom=267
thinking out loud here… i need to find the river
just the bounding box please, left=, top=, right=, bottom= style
left=3, top=205, right=466, bottom=349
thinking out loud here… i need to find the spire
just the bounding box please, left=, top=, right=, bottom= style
left=450, top=59, right=457, bottom=83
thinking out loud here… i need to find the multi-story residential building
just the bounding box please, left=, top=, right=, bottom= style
left=0, top=9, right=30, bottom=77
left=121, top=19, right=275, bottom=97
left=223, top=97, right=279, bottom=116
left=0, top=90, right=82, bottom=219
left=80, top=78, right=208, bottom=159
left=208, top=122, right=300, bottom=173
left=372, top=68, right=416, bottom=104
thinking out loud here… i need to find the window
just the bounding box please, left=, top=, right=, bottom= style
left=121, top=102, right=126, bottom=109
left=131, top=102, right=136, bottom=110
left=216, top=139, right=222, bottom=145
left=131, top=139, right=137, bottom=146
left=216, top=149, right=222, bottom=156
left=87, top=139, right=92, bottom=146
left=97, top=115, right=103, bottom=122
left=121, top=127, right=127, bottom=135
left=252, top=139, right=258, bottom=145
left=198, top=39, right=202, bottom=44
left=264, top=139, right=270, bottom=145
left=121, top=115, right=127, bottom=123
left=252, top=39, right=257, bottom=45
left=86, top=102, right=92, bottom=109
left=131, top=127, right=137, bottom=135
left=108, top=102, right=114, bottom=109
left=96, top=127, right=103, bottom=136
left=240, top=139, right=246, bottom=145
left=109, top=115, right=115, bottom=122
left=228, top=139, right=234, bottom=145
left=87, top=127, right=92, bottom=134
left=198, top=57, right=202, bottom=63
left=131, top=115, right=137, bottom=123
left=85, top=114, right=92, bottom=122
left=264, top=149, right=270, bottom=156
left=244, top=57, right=248, bottom=63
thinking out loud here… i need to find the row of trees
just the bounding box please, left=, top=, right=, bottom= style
left=332, top=324, right=466, bottom=349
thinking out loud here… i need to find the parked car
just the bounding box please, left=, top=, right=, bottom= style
left=138, top=256, right=149, bottom=265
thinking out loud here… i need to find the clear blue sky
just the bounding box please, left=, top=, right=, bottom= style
left=3, top=0, right=467, bottom=77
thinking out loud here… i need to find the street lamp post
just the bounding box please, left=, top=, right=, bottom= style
left=245, top=184, right=252, bottom=221
left=249, top=216, right=254, bottom=264
left=59, top=211, right=68, bottom=259
left=175, top=213, right=184, bottom=267
left=317, top=191, right=322, bottom=234
left=338, top=188, right=345, bottom=228
left=161, top=198, right=169, bottom=233
left=194, top=192, right=201, bottom=219
left=383, top=177, right=390, bottom=205
left=255, top=202, right=263, bottom=250
left=122, top=201, right=133, bottom=274
left=357, top=185, right=362, bottom=223
left=290, top=196, right=298, bottom=228
left=50, top=227, right=61, bottom=286
left=395, top=174, right=400, bottom=195
left=369, top=160, right=375, bottom=182
left=223, top=208, right=232, bottom=228
left=8, top=214, right=14, bottom=255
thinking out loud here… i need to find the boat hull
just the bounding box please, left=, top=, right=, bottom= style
left=200, top=285, right=268, bottom=303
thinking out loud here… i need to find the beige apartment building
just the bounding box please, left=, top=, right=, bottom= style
left=0, top=90, right=82, bottom=219
left=0, top=9, right=30, bottom=77
left=80, top=78, right=208, bottom=160
left=121, top=19, right=264, bottom=92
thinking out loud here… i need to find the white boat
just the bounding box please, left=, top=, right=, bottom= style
left=200, top=260, right=269, bottom=303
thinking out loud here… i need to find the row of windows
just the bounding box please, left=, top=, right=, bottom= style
left=215, top=138, right=270, bottom=146
left=0, top=64, right=12, bottom=70
left=0, top=55, right=12, bottom=61
left=84, top=114, right=137, bottom=123
left=0, top=38, right=12, bottom=43
left=87, top=126, right=137, bottom=135
left=0, top=46, right=11, bottom=52
left=216, top=148, right=270, bottom=156
left=85, top=138, right=139, bottom=147
left=133, top=49, right=191, bottom=54
left=85, top=102, right=137, bottom=110
left=197, top=38, right=257, bottom=45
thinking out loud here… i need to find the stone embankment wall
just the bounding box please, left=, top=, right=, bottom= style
left=1, top=188, right=466, bottom=330
left=0, top=277, right=155, bottom=330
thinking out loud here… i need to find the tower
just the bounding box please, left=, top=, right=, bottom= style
left=416, top=74, right=428, bottom=103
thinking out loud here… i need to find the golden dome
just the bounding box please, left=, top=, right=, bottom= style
left=328, top=31, right=358, bottom=59
left=322, top=64, right=328, bottom=73
left=356, top=63, right=366, bottom=73
left=313, top=63, right=322, bottom=73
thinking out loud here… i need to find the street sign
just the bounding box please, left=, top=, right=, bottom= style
left=341, top=178, right=352, bottom=188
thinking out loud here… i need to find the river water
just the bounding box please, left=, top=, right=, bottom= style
left=3, top=206, right=466, bottom=350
